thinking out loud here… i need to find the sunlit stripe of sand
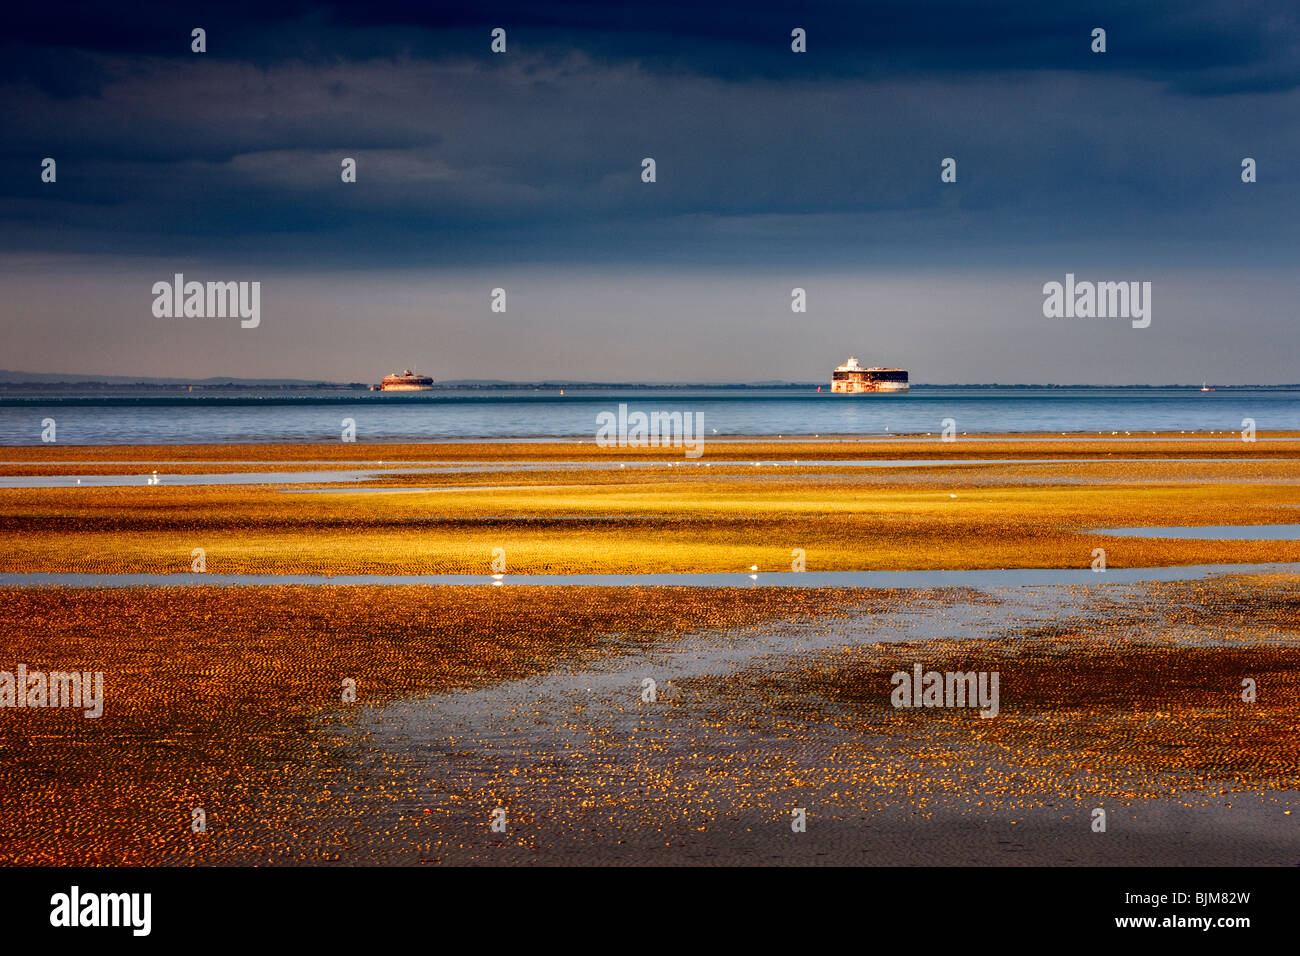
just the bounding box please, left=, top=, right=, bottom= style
left=6, top=563, right=1300, bottom=589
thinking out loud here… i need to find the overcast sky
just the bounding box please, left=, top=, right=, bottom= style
left=1, top=1, right=1297, bottom=384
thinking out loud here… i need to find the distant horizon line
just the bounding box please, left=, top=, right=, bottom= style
left=0, top=372, right=1294, bottom=390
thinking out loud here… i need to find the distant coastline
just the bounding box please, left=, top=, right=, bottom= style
left=0, top=372, right=1295, bottom=391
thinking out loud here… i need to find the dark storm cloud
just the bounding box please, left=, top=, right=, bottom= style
left=7, top=1, right=1297, bottom=91
left=0, top=0, right=1297, bottom=268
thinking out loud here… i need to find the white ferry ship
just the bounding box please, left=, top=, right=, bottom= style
left=831, top=356, right=909, bottom=393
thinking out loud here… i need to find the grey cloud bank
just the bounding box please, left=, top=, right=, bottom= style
left=1, top=1, right=1295, bottom=383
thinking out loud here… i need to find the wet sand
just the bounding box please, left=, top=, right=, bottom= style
left=4, top=437, right=1300, bottom=576
left=1, top=437, right=1297, bottom=866
left=195, top=577, right=1300, bottom=866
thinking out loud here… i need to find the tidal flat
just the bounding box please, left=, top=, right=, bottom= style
left=0, top=437, right=1296, bottom=865
left=3, top=436, right=1300, bottom=576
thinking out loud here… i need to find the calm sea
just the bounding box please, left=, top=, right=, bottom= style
left=0, top=386, right=1295, bottom=445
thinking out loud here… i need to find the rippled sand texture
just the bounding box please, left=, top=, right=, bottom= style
left=298, top=576, right=1300, bottom=866
left=2, top=436, right=1300, bottom=575
left=0, top=438, right=1297, bottom=865
left=1, top=578, right=1295, bottom=865
left=0, top=586, right=906, bottom=864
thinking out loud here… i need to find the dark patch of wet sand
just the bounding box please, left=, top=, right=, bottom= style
left=193, top=578, right=1300, bottom=866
